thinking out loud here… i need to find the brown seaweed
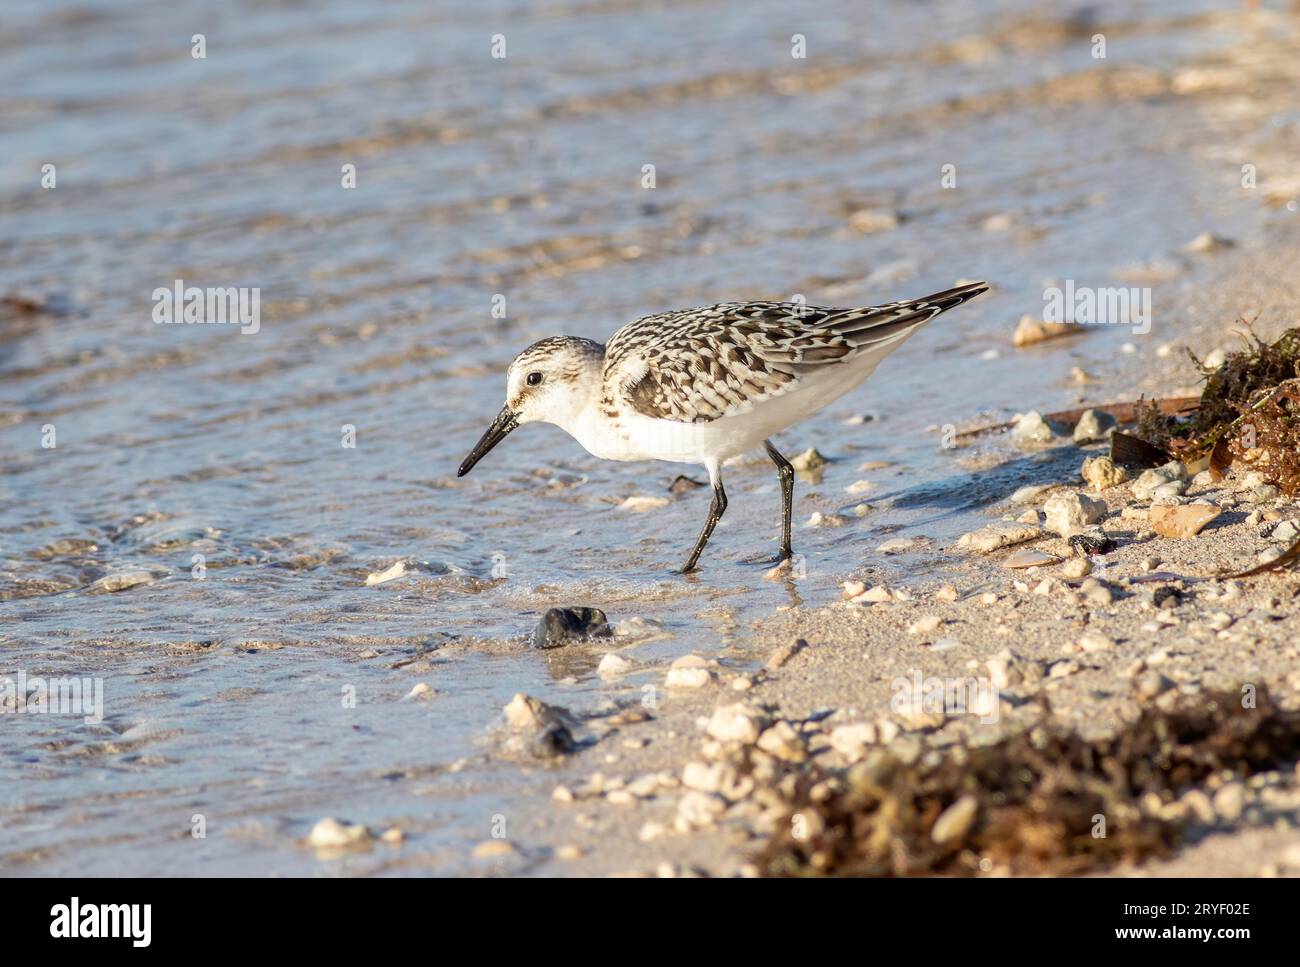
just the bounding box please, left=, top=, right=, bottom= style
left=758, top=687, right=1300, bottom=877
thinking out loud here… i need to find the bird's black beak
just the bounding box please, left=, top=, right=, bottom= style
left=458, top=406, right=518, bottom=477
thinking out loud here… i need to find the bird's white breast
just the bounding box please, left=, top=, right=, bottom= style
left=565, top=354, right=882, bottom=466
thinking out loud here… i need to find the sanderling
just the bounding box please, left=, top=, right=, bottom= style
left=459, top=281, right=988, bottom=571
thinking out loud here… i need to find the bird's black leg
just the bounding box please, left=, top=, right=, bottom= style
left=764, top=439, right=794, bottom=562
left=681, top=478, right=727, bottom=573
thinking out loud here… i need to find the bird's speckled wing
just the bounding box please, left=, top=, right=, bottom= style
left=604, top=284, right=987, bottom=423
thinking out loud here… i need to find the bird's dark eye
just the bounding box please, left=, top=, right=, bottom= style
left=526, top=371, right=543, bottom=387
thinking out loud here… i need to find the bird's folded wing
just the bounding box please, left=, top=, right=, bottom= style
left=606, top=299, right=944, bottom=423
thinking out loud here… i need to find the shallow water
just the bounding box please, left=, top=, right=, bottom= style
left=0, top=0, right=1279, bottom=874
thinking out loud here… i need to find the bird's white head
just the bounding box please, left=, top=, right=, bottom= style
left=458, top=336, right=603, bottom=477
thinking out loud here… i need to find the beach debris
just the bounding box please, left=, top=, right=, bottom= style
left=1134, top=671, right=1175, bottom=701
left=364, top=560, right=407, bottom=586
left=1009, top=483, right=1054, bottom=504
left=473, top=840, right=517, bottom=859
left=847, top=208, right=901, bottom=234
left=89, top=570, right=157, bottom=593
left=1205, top=611, right=1234, bottom=632
left=1079, top=578, right=1116, bottom=606
left=1067, top=529, right=1116, bottom=557
left=957, top=522, right=1041, bottom=553
left=877, top=536, right=923, bottom=554
left=1061, top=557, right=1092, bottom=578
left=1272, top=520, right=1299, bottom=544
left=1131, top=461, right=1189, bottom=501
left=665, top=667, right=712, bottom=689
left=612, top=616, right=668, bottom=639
left=1151, top=586, right=1183, bottom=609
left=308, top=818, right=373, bottom=850
left=1010, top=410, right=1054, bottom=447
left=766, top=638, right=807, bottom=670
left=987, top=648, right=1044, bottom=689
left=956, top=398, right=1196, bottom=447
left=1201, top=348, right=1227, bottom=370
left=1219, top=534, right=1300, bottom=579
left=532, top=607, right=612, bottom=649
left=503, top=693, right=564, bottom=730
left=1227, top=378, right=1300, bottom=496
left=1043, top=491, right=1107, bottom=537
left=1183, top=232, right=1235, bottom=254
left=1129, top=327, right=1300, bottom=488
left=500, top=693, right=578, bottom=759
left=681, top=761, right=747, bottom=799
left=829, top=723, right=879, bottom=762
left=1078, top=632, right=1116, bottom=653
left=676, top=791, right=728, bottom=831
left=756, top=687, right=1300, bottom=877
left=666, top=654, right=716, bottom=689
left=931, top=796, right=979, bottom=845
left=790, top=448, right=829, bottom=472
left=1149, top=504, right=1221, bottom=539
left=706, top=703, right=769, bottom=745
left=757, top=723, right=807, bottom=763
left=1012, top=314, right=1074, bottom=348
left=1081, top=455, right=1129, bottom=491
left=1109, top=429, right=1170, bottom=469
left=597, top=653, right=636, bottom=678
left=34, top=538, right=99, bottom=559
left=843, top=582, right=891, bottom=604
left=1072, top=408, right=1117, bottom=444
left=1003, top=548, right=1057, bottom=569
left=526, top=722, right=576, bottom=760
left=619, top=495, right=670, bottom=511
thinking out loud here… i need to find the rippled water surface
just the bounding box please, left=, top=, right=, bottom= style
left=0, top=0, right=1275, bottom=873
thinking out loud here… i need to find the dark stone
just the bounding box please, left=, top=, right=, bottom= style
left=532, top=607, right=612, bottom=649
left=1152, top=586, right=1183, bottom=609
left=1068, top=532, right=1117, bottom=557
left=528, top=722, right=576, bottom=759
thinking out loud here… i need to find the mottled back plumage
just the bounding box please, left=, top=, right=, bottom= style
left=604, top=282, right=987, bottom=423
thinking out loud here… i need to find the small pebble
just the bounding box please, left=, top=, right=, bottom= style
left=308, top=818, right=372, bottom=849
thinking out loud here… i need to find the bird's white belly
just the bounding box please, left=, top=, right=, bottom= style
left=573, top=409, right=719, bottom=465
left=570, top=354, right=885, bottom=466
